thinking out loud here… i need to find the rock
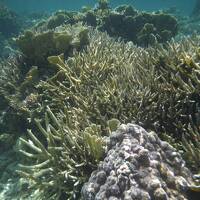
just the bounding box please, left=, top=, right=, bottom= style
left=82, top=123, right=193, bottom=199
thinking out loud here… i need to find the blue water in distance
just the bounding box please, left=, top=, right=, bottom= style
left=2, top=0, right=195, bottom=15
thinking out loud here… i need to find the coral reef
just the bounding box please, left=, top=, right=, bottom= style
left=0, top=60, right=40, bottom=139
left=13, top=30, right=200, bottom=199
left=0, top=4, right=22, bottom=58
left=82, top=123, right=194, bottom=200
left=1, top=4, right=200, bottom=199
left=17, top=106, right=107, bottom=199
left=0, top=24, right=89, bottom=138
left=35, top=30, right=200, bottom=173
left=16, top=24, right=89, bottom=70
left=0, top=57, right=30, bottom=136
left=46, top=10, right=76, bottom=29
left=97, top=7, right=178, bottom=46
left=0, top=133, right=15, bottom=152
left=35, top=3, right=178, bottom=46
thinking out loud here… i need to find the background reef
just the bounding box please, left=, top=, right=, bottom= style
left=0, top=4, right=49, bottom=58
left=36, top=3, right=178, bottom=46
left=0, top=0, right=200, bottom=199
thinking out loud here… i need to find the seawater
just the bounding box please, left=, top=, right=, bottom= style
left=2, top=0, right=196, bottom=15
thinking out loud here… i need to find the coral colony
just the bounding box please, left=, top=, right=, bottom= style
left=0, top=1, right=200, bottom=199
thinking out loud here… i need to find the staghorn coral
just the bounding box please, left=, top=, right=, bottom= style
left=0, top=21, right=197, bottom=199
left=0, top=57, right=28, bottom=135
left=35, top=30, right=200, bottom=174
left=0, top=56, right=43, bottom=136
left=17, top=106, right=107, bottom=200
left=182, top=125, right=200, bottom=172
left=0, top=24, right=90, bottom=138
left=1, top=3, right=200, bottom=200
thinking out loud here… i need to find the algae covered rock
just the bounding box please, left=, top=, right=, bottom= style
left=115, top=5, right=138, bottom=16
left=82, top=124, right=194, bottom=200
left=83, top=3, right=178, bottom=45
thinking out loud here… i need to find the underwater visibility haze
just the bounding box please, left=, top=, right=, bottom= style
left=2, top=0, right=197, bottom=14
left=0, top=0, right=200, bottom=199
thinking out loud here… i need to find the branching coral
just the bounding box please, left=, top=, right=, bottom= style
left=0, top=24, right=90, bottom=137
left=12, top=24, right=200, bottom=199
left=182, top=124, right=200, bottom=172
left=1, top=2, right=200, bottom=199
left=0, top=56, right=44, bottom=136
left=0, top=57, right=30, bottom=135
left=35, top=30, right=200, bottom=174
left=17, top=106, right=107, bottom=199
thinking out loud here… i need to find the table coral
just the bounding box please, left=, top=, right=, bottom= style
left=16, top=24, right=89, bottom=69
